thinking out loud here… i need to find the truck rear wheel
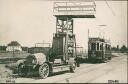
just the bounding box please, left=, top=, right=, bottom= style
left=39, top=63, right=49, bottom=79
left=69, top=62, right=76, bottom=73
left=108, top=57, right=111, bottom=60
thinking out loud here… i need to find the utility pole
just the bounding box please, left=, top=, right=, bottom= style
left=98, top=25, right=107, bottom=39
left=88, top=29, right=89, bottom=58
left=13, top=46, right=15, bottom=57
left=88, top=29, right=89, bottom=41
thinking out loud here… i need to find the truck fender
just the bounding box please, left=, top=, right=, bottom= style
left=16, top=59, right=25, bottom=68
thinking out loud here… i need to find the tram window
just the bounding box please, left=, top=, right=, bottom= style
left=89, top=44, right=91, bottom=50
left=105, top=44, right=107, bottom=50
left=97, top=43, right=99, bottom=50
left=108, top=45, right=110, bottom=50
left=91, top=43, right=96, bottom=50
left=100, top=43, right=103, bottom=50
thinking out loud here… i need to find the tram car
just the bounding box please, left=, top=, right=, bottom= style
left=88, top=38, right=111, bottom=63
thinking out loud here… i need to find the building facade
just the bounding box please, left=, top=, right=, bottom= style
left=6, top=41, right=22, bottom=51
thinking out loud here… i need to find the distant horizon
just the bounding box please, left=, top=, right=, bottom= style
left=0, top=39, right=127, bottom=49
left=0, top=0, right=127, bottom=49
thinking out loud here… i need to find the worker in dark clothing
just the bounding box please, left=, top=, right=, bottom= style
left=75, top=57, right=80, bottom=67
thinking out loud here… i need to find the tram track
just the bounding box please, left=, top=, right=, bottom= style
left=69, top=54, right=124, bottom=74
left=54, top=56, right=125, bottom=83
left=78, top=55, right=124, bottom=72
left=85, top=58, right=125, bottom=83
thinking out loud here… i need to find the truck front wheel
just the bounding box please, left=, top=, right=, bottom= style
left=39, top=63, right=49, bottom=79
left=18, top=64, right=27, bottom=77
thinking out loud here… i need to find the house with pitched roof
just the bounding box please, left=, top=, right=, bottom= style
left=6, top=41, right=22, bottom=51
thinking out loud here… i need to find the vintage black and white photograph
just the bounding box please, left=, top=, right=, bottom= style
left=0, top=0, right=127, bottom=83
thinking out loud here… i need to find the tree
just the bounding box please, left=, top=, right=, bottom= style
left=117, top=45, right=119, bottom=51
left=120, top=45, right=127, bottom=53
left=111, top=46, right=118, bottom=52
left=0, top=46, right=7, bottom=51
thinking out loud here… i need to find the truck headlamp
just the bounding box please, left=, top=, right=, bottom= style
left=32, top=59, right=37, bottom=64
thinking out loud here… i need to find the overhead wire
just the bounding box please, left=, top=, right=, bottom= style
left=105, top=0, right=116, bottom=16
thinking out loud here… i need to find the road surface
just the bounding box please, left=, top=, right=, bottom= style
left=15, top=53, right=127, bottom=83
left=0, top=53, right=127, bottom=83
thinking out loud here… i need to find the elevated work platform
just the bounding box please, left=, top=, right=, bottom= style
left=53, top=1, right=96, bottom=18
left=52, top=1, right=96, bottom=62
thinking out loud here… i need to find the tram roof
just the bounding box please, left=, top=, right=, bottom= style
left=89, top=38, right=105, bottom=42
left=89, top=38, right=111, bottom=44
left=89, top=37, right=104, bottom=41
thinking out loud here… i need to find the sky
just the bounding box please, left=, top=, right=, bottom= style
left=0, top=0, right=127, bottom=50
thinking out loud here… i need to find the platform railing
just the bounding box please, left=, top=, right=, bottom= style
left=53, top=1, right=96, bottom=16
